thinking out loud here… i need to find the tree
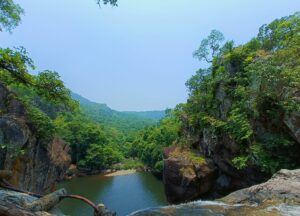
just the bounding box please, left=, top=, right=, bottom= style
left=184, top=12, right=300, bottom=173
left=257, top=12, right=300, bottom=50
left=193, top=30, right=224, bottom=63
left=79, top=144, right=123, bottom=170
left=35, top=70, right=75, bottom=109
left=0, top=0, right=23, bottom=32
left=0, top=47, right=35, bottom=85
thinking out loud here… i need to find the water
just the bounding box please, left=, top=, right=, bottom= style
left=57, top=172, right=168, bottom=216
left=130, top=200, right=300, bottom=216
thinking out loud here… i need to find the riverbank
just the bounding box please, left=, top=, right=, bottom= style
left=65, top=160, right=146, bottom=180
left=105, top=169, right=137, bottom=177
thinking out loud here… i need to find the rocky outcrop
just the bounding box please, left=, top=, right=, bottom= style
left=130, top=169, right=300, bottom=216
left=222, top=169, right=300, bottom=204
left=162, top=144, right=265, bottom=203
left=0, top=189, right=60, bottom=216
left=0, top=187, right=116, bottom=216
left=0, top=83, right=71, bottom=193
left=284, top=111, right=300, bottom=144
left=163, top=147, right=217, bottom=203
left=163, top=80, right=300, bottom=203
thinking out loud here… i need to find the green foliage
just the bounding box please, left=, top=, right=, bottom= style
left=0, top=48, right=76, bottom=112
left=183, top=12, right=300, bottom=173
left=25, top=102, right=56, bottom=141
left=258, top=12, right=300, bottom=51
left=232, top=156, right=249, bottom=170
left=113, top=159, right=144, bottom=170
left=72, top=92, right=165, bottom=135
left=35, top=71, right=76, bottom=110
left=0, top=47, right=34, bottom=85
left=224, top=107, right=253, bottom=143
left=0, top=47, right=79, bottom=141
left=79, top=144, right=123, bottom=170
left=127, top=110, right=181, bottom=173
left=193, top=30, right=224, bottom=63
left=55, top=113, right=109, bottom=163
left=0, top=0, right=23, bottom=32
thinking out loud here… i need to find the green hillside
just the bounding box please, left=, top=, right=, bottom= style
left=71, top=92, right=165, bottom=134
left=123, top=111, right=166, bottom=121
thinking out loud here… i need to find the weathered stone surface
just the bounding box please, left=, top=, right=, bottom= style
left=0, top=189, right=63, bottom=216
left=222, top=169, right=300, bottom=204
left=163, top=147, right=217, bottom=203
left=284, top=111, right=300, bottom=145
left=163, top=137, right=265, bottom=203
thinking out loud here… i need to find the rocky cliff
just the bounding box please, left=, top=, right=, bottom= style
left=161, top=13, right=300, bottom=204
left=0, top=83, right=71, bottom=193
left=162, top=81, right=300, bottom=203
left=163, top=145, right=266, bottom=203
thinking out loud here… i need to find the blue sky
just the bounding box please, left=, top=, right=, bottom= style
left=1, top=0, right=299, bottom=111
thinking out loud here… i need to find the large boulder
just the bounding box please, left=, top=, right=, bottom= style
left=163, top=147, right=217, bottom=203
left=222, top=169, right=300, bottom=204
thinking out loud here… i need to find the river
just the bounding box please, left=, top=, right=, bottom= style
left=57, top=172, right=168, bottom=216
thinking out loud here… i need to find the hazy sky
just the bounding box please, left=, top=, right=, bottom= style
left=1, top=1, right=299, bottom=111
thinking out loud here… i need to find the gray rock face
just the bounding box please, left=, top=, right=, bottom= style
left=0, top=83, right=71, bottom=193
left=131, top=169, right=300, bottom=216
left=167, top=79, right=300, bottom=203
left=222, top=169, right=300, bottom=204
left=0, top=189, right=64, bottom=216
left=284, top=112, right=300, bottom=145
left=163, top=147, right=217, bottom=203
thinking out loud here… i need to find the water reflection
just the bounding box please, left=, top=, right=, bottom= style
left=57, top=172, right=168, bottom=216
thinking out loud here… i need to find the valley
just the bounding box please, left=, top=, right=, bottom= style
left=0, top=1, right=300, bottom=216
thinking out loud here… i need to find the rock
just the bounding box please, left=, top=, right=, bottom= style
left=0, top=189, right=58, bottom=216
left=65, top=164, right=79, bottom=179
left=0, top=83, right=71, bottom=193
left=222, top=169, right=300, bottom=204
left=130, top=169, right=300, bottom=216
left=163, top=147, right=217, bottom=203
left=284, top=111, right=300, bottom=144
left=173, top=75, right=300, bottom=203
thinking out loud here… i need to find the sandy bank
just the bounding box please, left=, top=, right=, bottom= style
left=105, top=169, right=136, bottom=177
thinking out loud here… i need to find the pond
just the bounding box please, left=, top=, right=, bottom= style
left=57, top=172, right=168, bottom=216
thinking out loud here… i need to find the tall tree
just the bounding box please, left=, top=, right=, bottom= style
left=193, top=30, right=224, bottom=63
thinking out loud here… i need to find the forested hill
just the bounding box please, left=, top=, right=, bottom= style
left=122, top=111, right=165, bottom=121
left=71, top=92, right=166, bottom=133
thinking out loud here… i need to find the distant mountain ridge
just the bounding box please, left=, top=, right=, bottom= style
left=71, top=92, right=166, bottom=133
left=123, top=111, right=165, bottom=121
